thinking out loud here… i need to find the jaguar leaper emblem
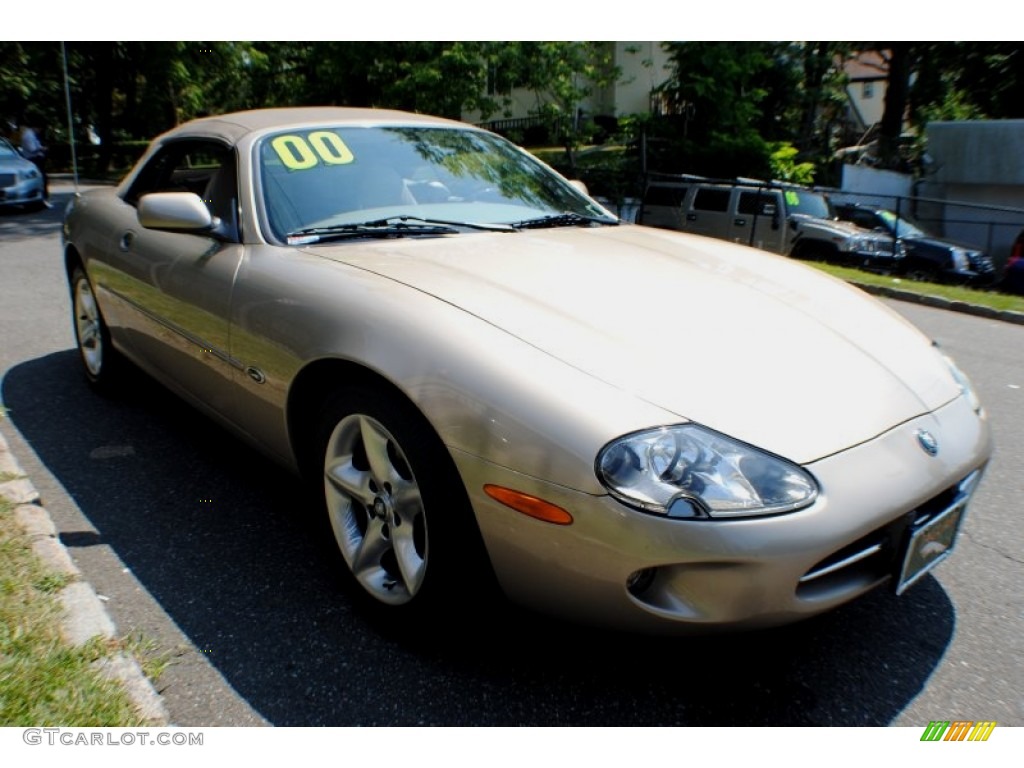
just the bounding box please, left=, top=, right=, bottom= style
left=916, top=429, right=939, bottom=457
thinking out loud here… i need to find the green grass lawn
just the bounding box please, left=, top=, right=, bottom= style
left=0, top=496, right=145, bottom=726
left=805, top=262, right=1024, bottom=315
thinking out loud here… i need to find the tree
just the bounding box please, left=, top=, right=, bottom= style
left=655, top=42, right=847, bottom=179
left=911, top=42, right=1024, bottom=122
left=853, top=42, right=1024, bottom=171
left=875, top=43, right=913, bottom=169
left=498, top=42, right=619, bottom=171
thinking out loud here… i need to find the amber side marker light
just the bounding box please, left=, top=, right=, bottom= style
left=483, top=484, right=574, bottom=525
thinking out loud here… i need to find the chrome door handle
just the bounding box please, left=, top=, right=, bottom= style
left=119, top=231, right=135, bottom=252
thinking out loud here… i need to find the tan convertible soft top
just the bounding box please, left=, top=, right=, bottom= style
left=162, top=107, right=469, bottom=145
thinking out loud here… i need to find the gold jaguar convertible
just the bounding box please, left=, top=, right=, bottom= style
left=62, top=108, right=992, bottom=631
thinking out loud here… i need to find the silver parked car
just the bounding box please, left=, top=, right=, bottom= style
left=0, top=137, right=45, bottom=210
left=62, top=108, right=992, bottom=632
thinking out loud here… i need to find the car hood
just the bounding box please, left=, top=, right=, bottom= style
left=313, top=225, right=960, bottom=464
left=905, top=235, right=980, bottom=254
left=793, top=215, right=890, bottom=241
left=0, top=155, right=35, bottom=173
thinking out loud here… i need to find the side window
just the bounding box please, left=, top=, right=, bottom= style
left=692, top=188, right=730, bottom=212
left=858, top=212, right=881, bottom=230
left=125, top=140, right=239, bottom=239
left=840, top=209, right=875, bottom=229
left=738, top=191, right=780, bottom=216
left=645, top=185, right=688, bottom=207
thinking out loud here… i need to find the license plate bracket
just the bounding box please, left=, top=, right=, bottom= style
left=895, top=500, right=967, bottom=595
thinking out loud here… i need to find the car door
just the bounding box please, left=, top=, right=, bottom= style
left=638, top=182, right=689, bottom=230
left=683, top=186, right=733, bottom=242
left=732, top=189, right=786, bottom=253
left=96, top=139, right=245, bottom=415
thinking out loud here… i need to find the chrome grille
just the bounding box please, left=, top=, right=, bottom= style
left=967, top=252, right=996, bottom=275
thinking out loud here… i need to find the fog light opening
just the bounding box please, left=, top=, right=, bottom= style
left=626, top=567, right=656, bottom=596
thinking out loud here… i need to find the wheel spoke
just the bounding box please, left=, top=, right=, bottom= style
left=79, top=323, right=98, bottom=345
left=359, top=415, right=398, bottom=486
left=392, top=479, right=422, bottom=512
left=324, top=457, right=375, bottom=506
left=351, top=517, right=389, bottom=576
left=77, top=285, right=97, bottom=321
left=391, top=511, right=426, bottom=595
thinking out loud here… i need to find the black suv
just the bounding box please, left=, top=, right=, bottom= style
left=834, top=204, right=996, bottom=285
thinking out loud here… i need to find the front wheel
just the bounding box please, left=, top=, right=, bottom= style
left=789, top=240, right=834, bottom=262
left=904, top=267, right=939, bottom=283
left=316, top=388, right=486, bottom=613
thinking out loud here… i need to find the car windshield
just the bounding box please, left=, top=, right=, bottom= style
left=258, top=125, right=614, bottom=242
left=878, top=210, right=927, bottom=238
left=782, top=189, right=832, bottom=219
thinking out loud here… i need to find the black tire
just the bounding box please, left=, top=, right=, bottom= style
left=790, top=240, right=833, bottom=262
left=904, top=267, right=939, bottom=283
left=69, top=265, right=121, bottom=390
left=314, top=386, right=490, bottom=620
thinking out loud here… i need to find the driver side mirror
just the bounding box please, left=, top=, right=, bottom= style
left=138, top=191, right=217, bottom=233
left=760, top=203, right=780, bottom=230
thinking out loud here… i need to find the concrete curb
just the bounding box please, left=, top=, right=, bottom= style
left=849, top=280, right=1024, bottom=326
left=0, top=431, right=169, bottom=726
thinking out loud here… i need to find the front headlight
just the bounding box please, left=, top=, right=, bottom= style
left=950, top=248, right=970, bottom=272
left=18, top=168, right=41, bottom=181
left=841, top=236, right=864, bottom=253
left=596, top=425, right=818, bottom=519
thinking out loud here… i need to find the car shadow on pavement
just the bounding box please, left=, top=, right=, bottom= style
left=3, top=351, right=955, bottom=726
left=0, top=194, right=66, bottom=240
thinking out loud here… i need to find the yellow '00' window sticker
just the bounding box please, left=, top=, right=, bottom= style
left=784, top=190, right=800, bottom=206
left=271, top=132, right=355, bottom=170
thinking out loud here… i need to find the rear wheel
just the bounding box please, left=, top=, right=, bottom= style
left=70, top=265, right=121, bottom=389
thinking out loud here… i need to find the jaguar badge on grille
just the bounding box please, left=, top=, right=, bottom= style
left=916, top=429, right=939, bottom=457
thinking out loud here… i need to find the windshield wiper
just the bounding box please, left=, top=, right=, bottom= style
left=286, top=219, right=457, bottom=244
left=511, top=212, right=619, bottom=230
left=379, top=215, right=516, bottom=233
left=287, top=215, right=515, bottom=244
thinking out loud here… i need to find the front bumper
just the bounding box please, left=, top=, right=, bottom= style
left=0, top=178, right=44, bottom=207
left=454, top=393, right=991, bottom=632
